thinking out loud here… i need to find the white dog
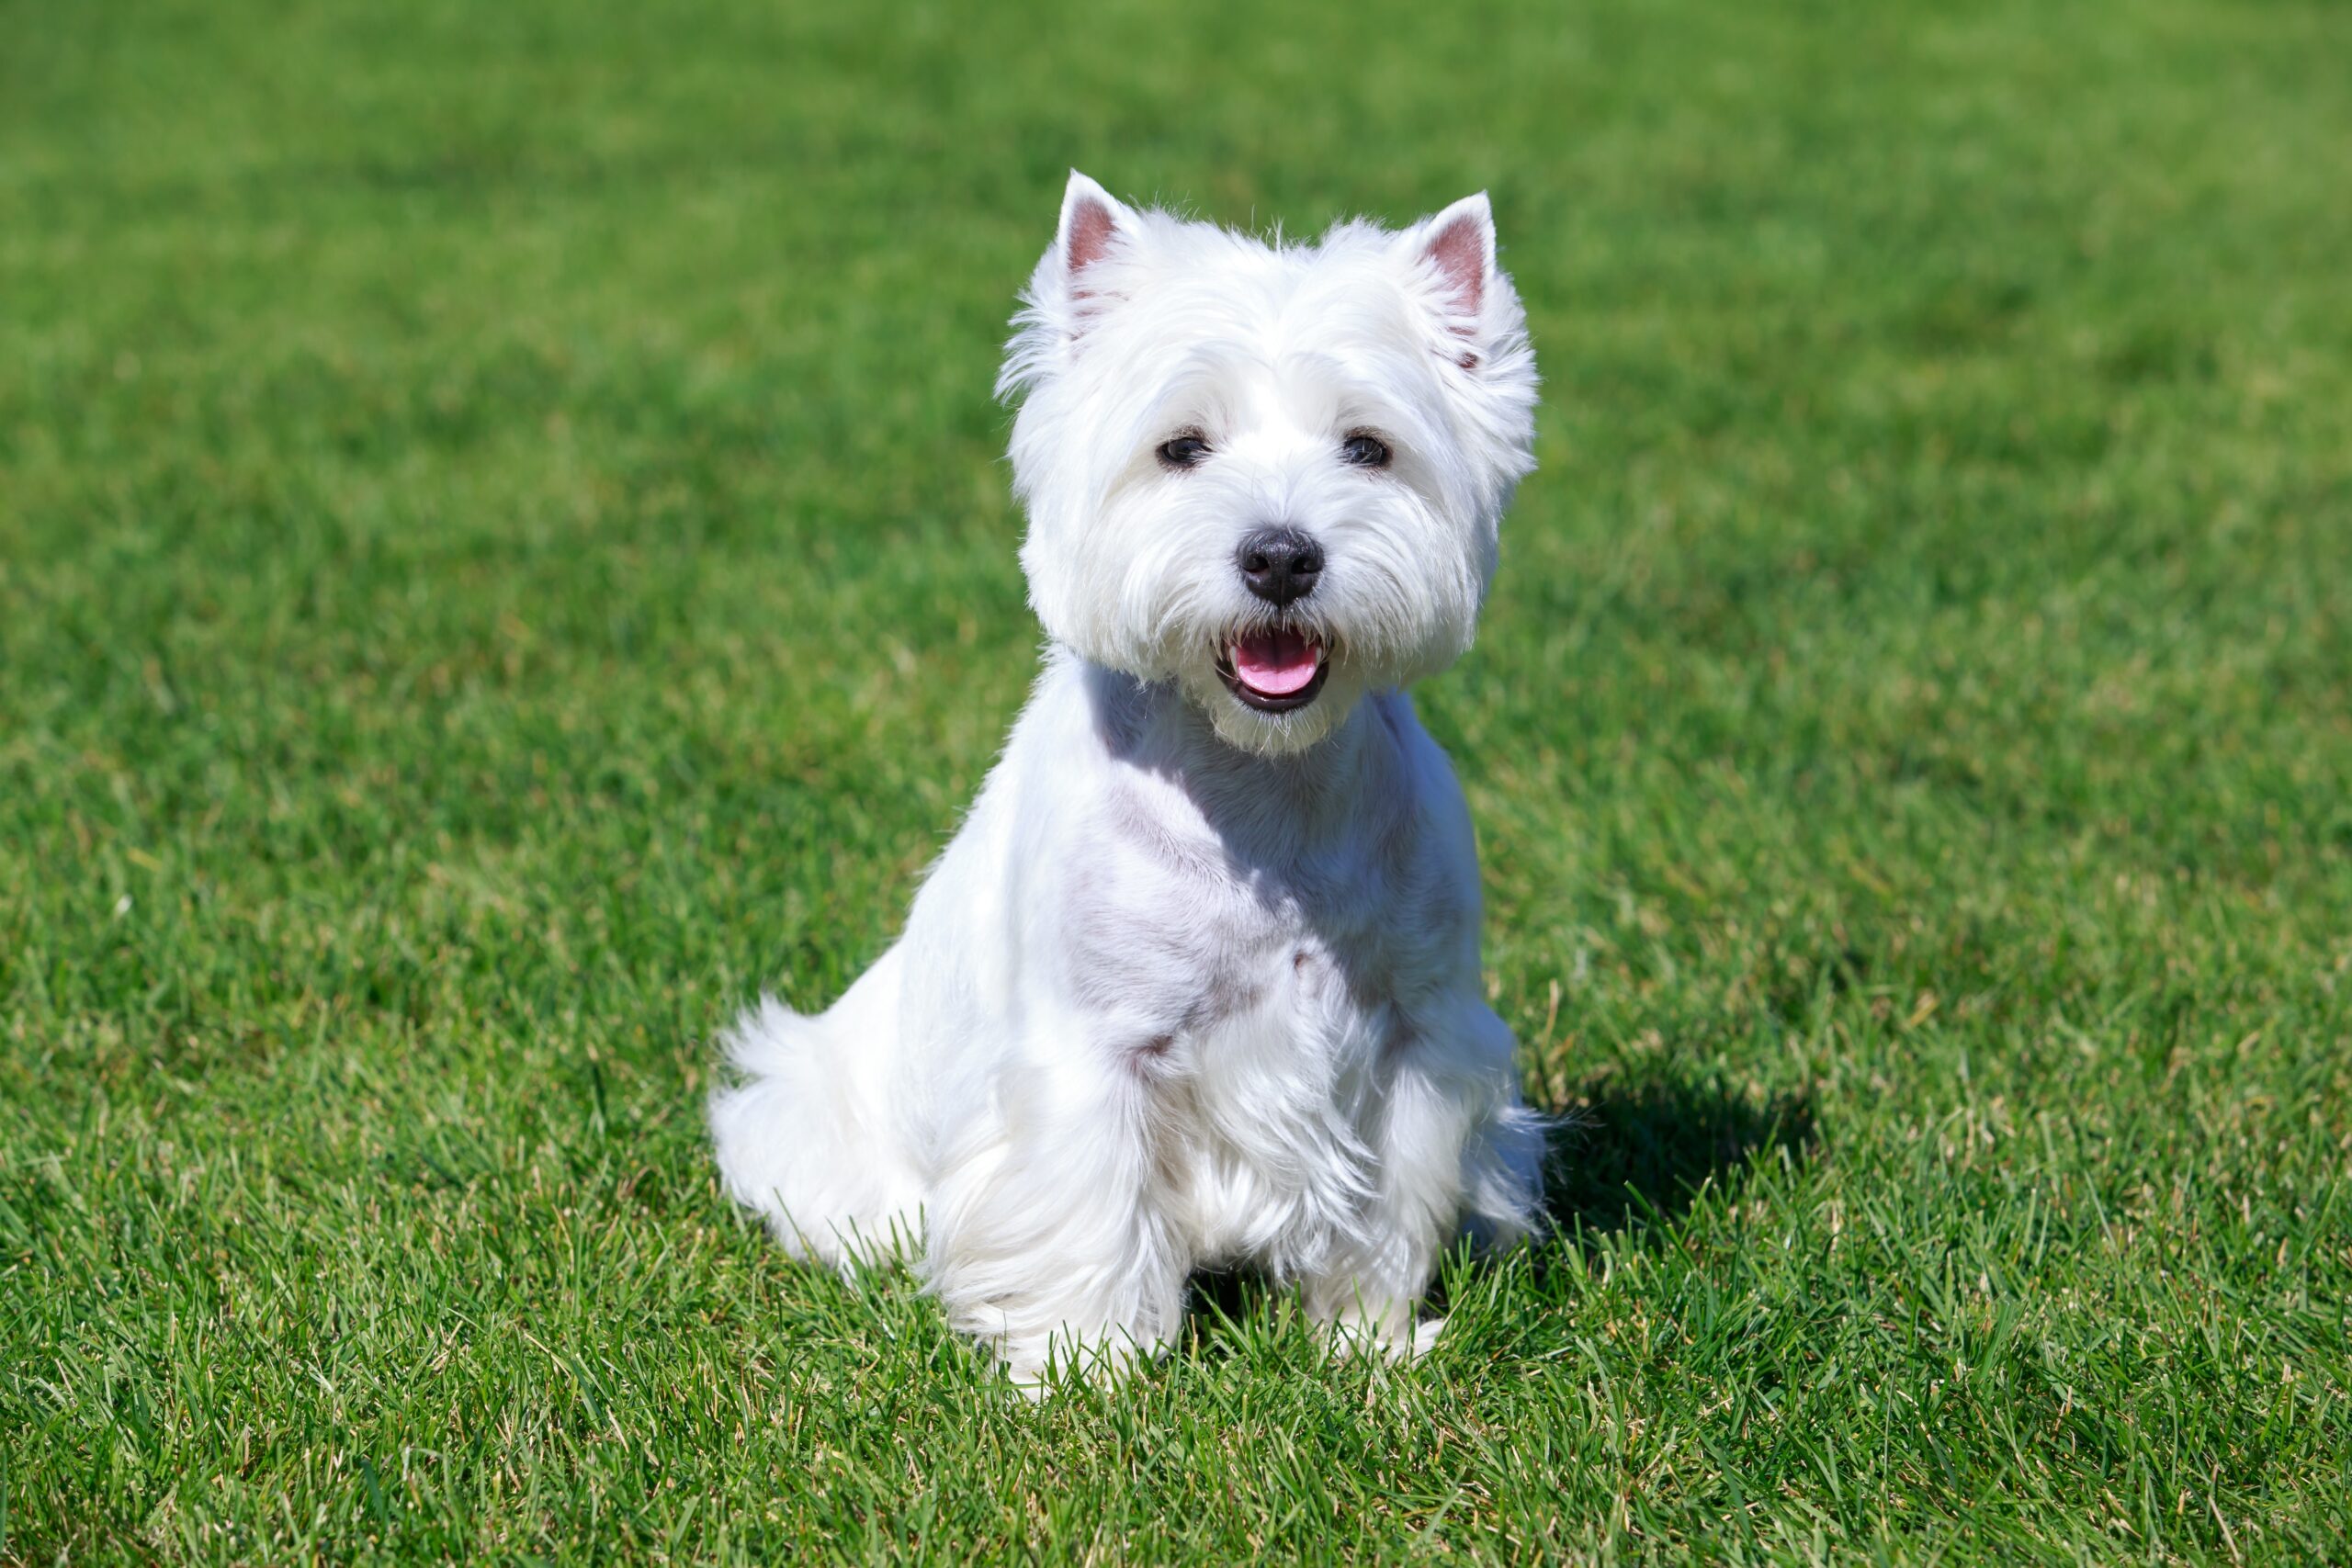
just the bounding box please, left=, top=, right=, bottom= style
left=711, top=172, right=1544, bottom=1388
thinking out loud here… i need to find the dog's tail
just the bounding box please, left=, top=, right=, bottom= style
left=707, top=944, right=922, bottom=1269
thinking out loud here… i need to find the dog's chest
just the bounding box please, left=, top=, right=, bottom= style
left=1061, top=771, right=1457, bottom=1072
left=1086, top=800, right=1466, bottom=1264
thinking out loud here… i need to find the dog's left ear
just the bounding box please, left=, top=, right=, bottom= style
left=1398, top=192, right=1499, bottom=368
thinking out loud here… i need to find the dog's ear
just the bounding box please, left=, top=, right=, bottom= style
left=1055, top=170, right=1134, bottom=292
left=1399, top=192, right=1499, bottom=368
left=1001, top=172, right=1137, bottom=400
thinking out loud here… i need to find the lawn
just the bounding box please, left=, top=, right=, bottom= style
left=5, top=0, right=2350, bottom=1559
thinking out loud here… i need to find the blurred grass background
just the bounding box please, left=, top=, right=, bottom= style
left=4, top=0, right=2350, bottom=1560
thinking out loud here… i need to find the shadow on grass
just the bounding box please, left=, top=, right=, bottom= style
left=1538, top=1068, right=1818, bottom=1247
left=1181, top=1067, right=1817, bottom=1346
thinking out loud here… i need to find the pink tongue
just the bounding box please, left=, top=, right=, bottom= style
left=1233, top=630, right=1321, bottom=695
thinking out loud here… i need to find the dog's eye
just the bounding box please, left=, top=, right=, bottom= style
left=1340, top=433, right=1392, bottom=469
left=1157, top=434, right=1212, bottom=470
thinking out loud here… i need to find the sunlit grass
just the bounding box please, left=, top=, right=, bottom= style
left=4, top=0, right=2349, bottom=1559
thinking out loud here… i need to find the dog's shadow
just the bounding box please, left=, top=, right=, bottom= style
left=1182, top=1066, right=1817, bottom=1348
left=1532, top=1068, right=1816, bottom=1246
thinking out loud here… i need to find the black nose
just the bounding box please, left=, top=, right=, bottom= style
left=1236, top=526, right=1324, bottom=607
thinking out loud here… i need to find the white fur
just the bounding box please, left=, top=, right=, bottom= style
left=710, top=172, right=1544, bottom=1389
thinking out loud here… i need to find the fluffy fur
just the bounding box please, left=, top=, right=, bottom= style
left=710, top=172, right=1544, bottom=1389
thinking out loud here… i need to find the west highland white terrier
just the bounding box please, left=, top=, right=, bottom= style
left=711, top=172, right=1544, bottom=1388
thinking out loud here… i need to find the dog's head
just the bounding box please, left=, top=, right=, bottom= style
left=1000, top=172, right=1539, bottom=754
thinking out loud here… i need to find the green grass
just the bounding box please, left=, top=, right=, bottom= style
left=5, top=0, right=2351, bottom=1559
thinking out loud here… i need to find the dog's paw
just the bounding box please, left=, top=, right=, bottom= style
left=998, top=1332, right=1170, bottom=1400
left=1324, top=1306, right=1442, bottom=1364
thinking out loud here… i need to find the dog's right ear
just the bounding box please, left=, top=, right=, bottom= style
left=1057, top=171, right=1130, bottom=285
left=999, top=172, right=1138, bottom=401
left=1052, top=170, right=1134, bottom=298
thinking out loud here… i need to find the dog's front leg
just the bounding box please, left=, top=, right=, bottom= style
left=1299, top=1066, right=1463, bottom=1362
left=922, top=1045, right=1187, bottom=1393
left=1303, top=1003, right=1542, bottom=1362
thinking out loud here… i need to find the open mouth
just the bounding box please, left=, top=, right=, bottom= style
left=1216, top=628, right=1329, bottom=713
